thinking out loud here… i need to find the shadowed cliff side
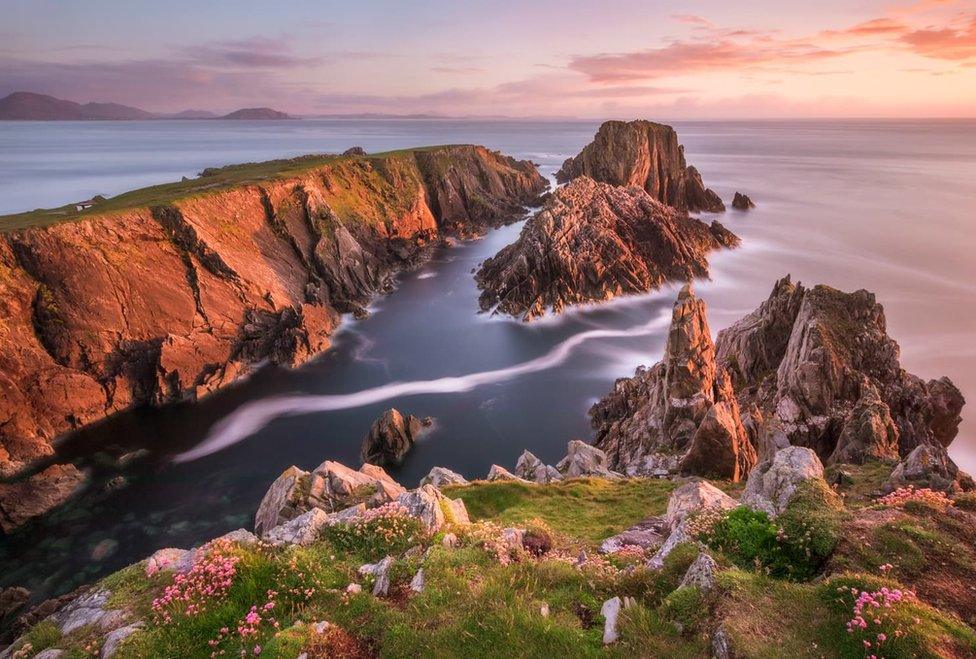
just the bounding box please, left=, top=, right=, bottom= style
left=0, top=146, right=546, bottom=530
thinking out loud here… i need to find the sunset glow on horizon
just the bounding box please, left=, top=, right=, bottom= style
left=3, top=0, right=976, bottom=118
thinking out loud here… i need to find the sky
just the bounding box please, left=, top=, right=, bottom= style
left=2, top=0, right=975, bottom=118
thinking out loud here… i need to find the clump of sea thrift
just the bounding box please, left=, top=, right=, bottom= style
left=838, top=565, right=918, bottom=657
left=877, top=486, right=953, bottom=509
left=207, top=590, right=279, bottom=658
left=151, top=538, right=241, bottom=624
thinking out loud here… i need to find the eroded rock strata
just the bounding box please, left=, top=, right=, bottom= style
left=475, top=177, right=739, bottom=320
left=592, top=276, right=968, bottom=488
left=555, top=120, right=725, bottom=213
left=0, top=146, right=546, bottom=528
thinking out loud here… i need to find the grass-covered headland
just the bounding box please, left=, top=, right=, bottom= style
left=4, top=456, right=975, bottom=659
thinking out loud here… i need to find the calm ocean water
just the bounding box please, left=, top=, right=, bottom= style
left=1, top=118, right=974, bottom=598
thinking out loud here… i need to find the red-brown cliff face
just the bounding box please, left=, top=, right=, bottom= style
left=0, top=146, right=545, bottom=529
left=555, top=120, right=725, bottom=213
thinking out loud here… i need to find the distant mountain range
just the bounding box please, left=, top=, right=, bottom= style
left=0, top=92, right=295, bottom=121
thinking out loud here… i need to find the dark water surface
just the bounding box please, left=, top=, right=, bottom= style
left=1, top=119, right=974, bottom=599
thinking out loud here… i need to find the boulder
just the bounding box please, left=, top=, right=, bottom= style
left=591, top=285, right=756, bottom=481
left=888, top=443, right=963, bottom=492
left=409, top=568, right=425, bottom=593
left=253, top=466, right=311, bottom=537
left=419, top=466, right=469, bottom=488
left=145, top=547, right=193, bottom=576
left=600, top=596, right=634, bottom=644
left=100, top=622, right=143, bottom=658
left=556, top=440, right=622, bottom=479
left=50, top=589, right=110, bottom=635
left=486, top=464, right=528, bottom=483
left=360, top=408, right=426, bottom=466
left=265, top=508, right=332, bottom=547
left=599, top=517, right=668, bottom=554
left=359, top=556, right=394, bottom=597
left=515, top=450, right=562, bottom=483
left=741, top=446, right=825, bottom=517
left=307, top=461, right=406, bottom=512
left=475, top=177, right=738, bottom=320
left=214, top=528, right=259, bottom=546
left=665, top=481, right=737, bottom=531
left=395, top=484, right=469, bottom=532
left=555, top=120, right=725, bottom=212
left=680, top=552, right=718, bottom=591
left=731, top=192, right=755, bottom=210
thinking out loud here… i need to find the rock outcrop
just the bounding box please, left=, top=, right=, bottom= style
left=476, top=177, right=739, bottom=320
left=555, top=120, right=724, bottom=213
left=593, top=276, right=968, bottom=484
left=740, top=446, right=825, bottom=517
left=360, top=408, right=427, bottom=466
left=714, top=277, right=966, bottom=473
left=731, top=192, right=755, bottom=210
left=590, top=285, right=757, bottom=481
left=0, top=146, right=546, bottom=530
left=515, top=450, right=562, bottom=483
left=419, top=466, right=469, bottom=488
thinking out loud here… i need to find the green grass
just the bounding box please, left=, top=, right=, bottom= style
left=0, top=145, right=466, bottom=232
left=444, top=477, right=676, bottom=546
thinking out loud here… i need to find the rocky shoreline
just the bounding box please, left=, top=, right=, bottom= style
left=0, top=146, right=546, bottom=532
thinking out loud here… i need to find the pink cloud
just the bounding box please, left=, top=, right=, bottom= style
left=901, top=16, right=976, bottom=59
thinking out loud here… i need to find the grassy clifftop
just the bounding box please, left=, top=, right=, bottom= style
left=5, top=468, right=976, bottom=658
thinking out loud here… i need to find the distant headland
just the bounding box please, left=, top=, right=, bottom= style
left=0, top=92, right=295, bottom=121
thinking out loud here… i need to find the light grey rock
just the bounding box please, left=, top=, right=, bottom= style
left=253, top=466, right=311, bottom=537
left=396, top=485, right=446, bottom=532
left=312, top=620, right=332, bottom=634
left=599, top=516, right=668, bottom=554
left=33, top=650, right=64, bottom=659
left=419, top=466, right=469, bottom=488
left=144, top=547, right=192, bottom=576
left=665, top=481, right=737, bottom=531
left=50, top=589, right=110, bottom=635
left=441, top=532, right=458, bottom=548
left=888, top=443, right=962, bottom=492
left=264, top=508, right=331, bottom=547
left=515, top=450, right=562, bottom=483
left=601, top=596, right=625, bottom=644
left=502, top=527, right=525, bottom=551
left=409, top=568, right=425, bottom=593
left=741, top=446, right=824, bottom=516
left=486, top=464, right=529, bottom=483
left=680, top=552, right=719, bottom=592
left=360, top=556, right=394, bottom=597
left=215, top=528, right=259, bottom=546
left=647, top=518, right=696, bottom=570
left=556, top=440, right=622, bottom=479
left=345, top=583, right=362, bottom=594
left=100, top=622, right=144, bottom=658
left=712, top=624, right=733, bottom=659
left=308, top=461, right=406, bottom=513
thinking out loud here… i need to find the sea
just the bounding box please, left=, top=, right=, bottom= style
left=0, top=118, right=974, bottom=599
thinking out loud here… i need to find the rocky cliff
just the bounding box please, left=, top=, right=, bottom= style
left=555, top=120, right=725, bottom=213
left=592, top=277, right=968, bottom=488
left=590, top=284, right=757, bottom=480
left=0, top=146, right=546, bottom=528
left=475, top=177, right=738, bottom=320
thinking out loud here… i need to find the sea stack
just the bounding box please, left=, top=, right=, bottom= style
left=556, top=120, right=725, bottom=213
left=475, top=178, right=739, bottom=320
left=731, top=192, right=755, bottom=210
left=360, top=408, right=428, bottom=466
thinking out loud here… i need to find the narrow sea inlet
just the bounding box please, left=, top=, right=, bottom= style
left=1, top=119, right=975, bottom=601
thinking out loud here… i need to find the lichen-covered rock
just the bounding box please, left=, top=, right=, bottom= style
left=144, top=548, right=193, bottom=576
left=419, top=466, right=469, bottom=488
left=555, top=120, right=724, bottom=212
left=100, top=622, right=143, bottom=658
left=680, top=552, right=718, bottom=591
left=49, top=589, right=111, bottom=635
left=601, top=596, right=623, bottom=644
left=308, top=461, right=406, bottom=512
left=253, top=466, right=311, bottom=537
left=359, top=556, right=394, bottom=597
left=395, top=484, right=469, bottom=532
left=360, top=408, right=426, bottom=466
left=741, top=446, right=825, bottom=517
left=476, top=177, right=738, bottom=320
left=591, top=286, right=756, bottom=481
left=515, top=450, right=562, bottom=483
left=409, top=568, right=425, bottom=593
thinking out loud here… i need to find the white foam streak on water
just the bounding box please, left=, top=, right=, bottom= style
left=174, top=311, right=671, bottom=463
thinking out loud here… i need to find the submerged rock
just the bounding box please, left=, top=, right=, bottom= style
left=731, top=192, right=755, bottom=210
left=555, top=120, right=725, bottom=212
left=476, top=177, right=738, bottom=320
left=0, top=463, right=88, bottom=533
left=360, top=408, right=426, bottom=466
left=591, top=285, right=757, bottom=481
